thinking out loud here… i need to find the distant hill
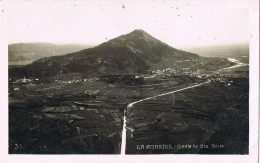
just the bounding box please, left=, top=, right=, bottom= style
left=9, top=30, right=233, bottom=78
left=9, top=43, right=92, bottom=64
left=184, top=44, right=249, bottom=57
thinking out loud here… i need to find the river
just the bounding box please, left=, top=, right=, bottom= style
left=222, top=57, right=248, bottom=70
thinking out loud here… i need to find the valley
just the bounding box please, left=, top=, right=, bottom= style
left=8, top=30, right=249, bottom=154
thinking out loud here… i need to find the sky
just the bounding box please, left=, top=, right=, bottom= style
left=4, top=0, right=250, bottom=48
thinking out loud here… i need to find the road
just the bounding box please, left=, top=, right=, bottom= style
left=120, top=57, right=247, bottom=155
left=120, top=80, right=210, bottom=154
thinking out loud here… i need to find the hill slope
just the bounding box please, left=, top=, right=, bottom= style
left=9, top=43, right=91, bottom=63
left=9, top=30, right=232, bottom=78
left=184, top=43, right=249, bottom=57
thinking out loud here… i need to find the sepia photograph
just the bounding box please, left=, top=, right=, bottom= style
left=0, top=0, right=259, bottom=162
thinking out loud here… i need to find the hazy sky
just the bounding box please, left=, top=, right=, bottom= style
left=5, top=0, right=250, bottom=48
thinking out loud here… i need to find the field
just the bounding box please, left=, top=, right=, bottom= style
left=125, top=77, right=248, bottom=154
left=8, top=56, right=249, bottom=154
left=9, top=73, right=203, bottom=153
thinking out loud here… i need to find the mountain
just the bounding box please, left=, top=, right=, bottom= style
left=9, top=43, right=91, bottom=64
left=184, top=43, right=249, bottom=57
left=9, top=30, right=231, bottom=78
